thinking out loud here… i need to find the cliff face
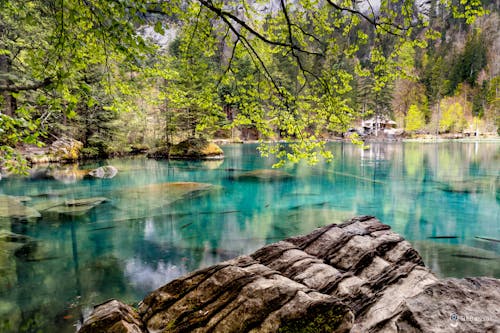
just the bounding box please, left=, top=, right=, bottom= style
left=79, top=216, right=500, bottom=333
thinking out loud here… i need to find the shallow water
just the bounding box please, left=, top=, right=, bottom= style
left=0, top=142, right=499, bottom=332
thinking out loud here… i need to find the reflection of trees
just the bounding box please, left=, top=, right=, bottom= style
left=0, top=142, right=499, bottom=332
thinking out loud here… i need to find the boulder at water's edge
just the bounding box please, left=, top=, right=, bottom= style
left=79, top=216, right=500, bottom=333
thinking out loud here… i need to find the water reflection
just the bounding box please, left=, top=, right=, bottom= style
left=124, top=258, right=187, bottom=293
left=0, top=141, right=498, bottom=332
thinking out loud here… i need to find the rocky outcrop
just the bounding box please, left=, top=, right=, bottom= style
left=78, top=300, right=145, bottom=333
left=392, top=277, right=500, bottom=333
left=49, top=137, right=83, bottom=161
left=25, top=137, right=83, bottom=164
left=79, top=216, right=500, bottom=333
left=148, top=138, right=224, bottom=160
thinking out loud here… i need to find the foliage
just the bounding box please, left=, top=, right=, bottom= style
left=439, top=101, right=467, bottom=133
left=0, top=113, right=40, bottom=173
left=0, top=0, right=496, bottom=172
left=449, top=30, right=488, bottom=92
left=405, top=104, right=426, bottom=132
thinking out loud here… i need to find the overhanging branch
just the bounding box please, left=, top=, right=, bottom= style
left=0, top=77, right=53, bottom=93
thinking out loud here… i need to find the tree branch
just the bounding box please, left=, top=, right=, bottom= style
left=0, top=77, right=53, bottom=93
left=196, top=0, right=323, bottom=56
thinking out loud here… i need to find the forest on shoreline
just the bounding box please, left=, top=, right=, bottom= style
left=1, top=0, right=499, bottom=173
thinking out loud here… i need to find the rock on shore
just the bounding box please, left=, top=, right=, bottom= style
left=79, top=216, right=500, bottom=333
left=147, top=138, right=224, bottom=160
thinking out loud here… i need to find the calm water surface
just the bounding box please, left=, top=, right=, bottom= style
left=0, top=142, right=499, bottom=332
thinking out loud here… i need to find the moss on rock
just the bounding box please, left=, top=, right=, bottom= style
left=148, top=138, right=224, bottom=160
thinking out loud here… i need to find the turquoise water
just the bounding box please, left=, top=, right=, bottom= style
left=0, top=142, right=499, bottom=332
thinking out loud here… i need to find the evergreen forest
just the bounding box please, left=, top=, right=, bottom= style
left=1, top=0, right=499, bottom=171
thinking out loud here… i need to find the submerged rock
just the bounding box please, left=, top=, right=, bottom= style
left=0, top=230, right=36, bottom=291
left=0, top=230, right=35, bottom=255
left=43, top=197, right=109, bottom=216
left=0, top=195, right=41, bottom=221
left=80, top=216, right=500, bottom=333
left=232, top=169, right=293, bottom=181
left=113, top=182, right=218, bottom=215
left=437, top=178, right=498, bottom=194
left=0, top=300, right=21, bottom=332
left=412, top=240, right=500, bottom=278
left=89, top=165, right=118, bottom=179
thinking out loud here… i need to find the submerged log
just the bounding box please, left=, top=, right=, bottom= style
left=79, top=216, right=500, bottom=333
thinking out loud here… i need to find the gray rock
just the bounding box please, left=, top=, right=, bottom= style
left=138, top=256, right=353, bottom=333
left=0, top=195, right=41, bottom=221
left=147, top=138, right=224, bottom=160
left=79, top=299, right=145, bottom=333
left=391, top=277, right=500, bottom=333
left=49, top=137, right=83, bottom=161
left=89, top=166, right=118, bottom=179
left=79, top=216, right=500, bottom=333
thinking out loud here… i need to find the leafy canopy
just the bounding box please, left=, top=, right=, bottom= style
left=0, top=0, right=489, bottom=169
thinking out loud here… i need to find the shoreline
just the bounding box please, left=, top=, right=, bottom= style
left=213, top=135, right=500, bottom=145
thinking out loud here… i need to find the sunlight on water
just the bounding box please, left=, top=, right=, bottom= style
left=0, top=142, right=498, bottom=332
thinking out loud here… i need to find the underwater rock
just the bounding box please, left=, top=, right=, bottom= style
left=0, top=230, right=35, bottom=256
left=412, top=240, right=500, bottom=278
left=89, top=165, right=118, bottom=179
left=65, top=197, right=108, bottom=206
left=437, top=178, right=498, bottom=194
left=30, top=199, right=67, bottom=212
left=0, top=230, right=36, bottom=291
left=0, top=300, right=21, bottom=332
left=0, top=195, right=41, bottom=221
left=43, top=197, right=109, bottom=216
left=7, top=195, right=31, bottom=203
left=79, top=216, right=500, bottom=333
left=232, top=169, right=293, bottom=181
left=113, top=182, right=218, bottom=215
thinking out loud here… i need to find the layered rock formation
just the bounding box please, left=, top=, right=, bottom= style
left=79, top=216, right=500, bottom=333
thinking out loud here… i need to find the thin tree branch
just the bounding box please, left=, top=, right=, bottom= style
left=216, top=36, right=239, bottom=87
left=196, top=0, right=323, bottom=56
left=0, top=77, right=53, bottom=93
left=325, top=0, right=409, bottom=36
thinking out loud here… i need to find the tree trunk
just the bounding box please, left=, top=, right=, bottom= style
left=0, top=54, right=15, bottom=116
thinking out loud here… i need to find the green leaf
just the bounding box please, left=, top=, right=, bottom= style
left=154, top=21, right=165, bottom=35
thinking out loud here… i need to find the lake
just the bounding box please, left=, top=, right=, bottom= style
left=0, top=141, right=499, bottom=332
